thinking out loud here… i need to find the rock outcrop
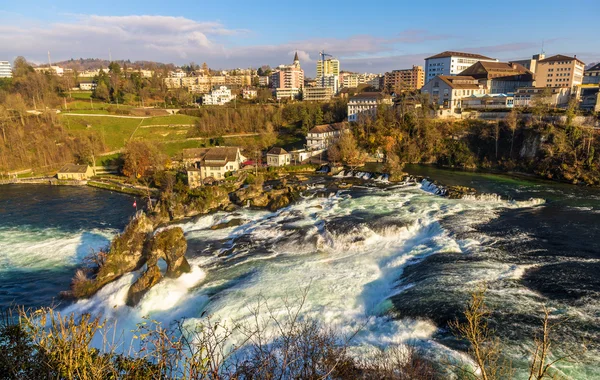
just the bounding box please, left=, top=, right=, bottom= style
left=125, top=227, right=190, bottom=306
left=71, top=213, right=191, bottom=306
left=231, top=182, right=306, bottom=211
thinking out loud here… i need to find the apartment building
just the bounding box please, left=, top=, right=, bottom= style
left=258, top=76, right=270, bottom=87
left=420, top=75, right=486, bottom=113
left=347, top=92, right=393, bottom=122
left=535, top=54, right=585, bottom=88
left=510, top=54, right=545, bottom=74
left=0, top=61, right=12, bottom=78
left=583, top=63, right=600, bottom=84
left=202, top=86, right=235, bottom=106
left=458, top=61, right=534, bottom=94
left=383, top=65, right=425, bottom=92
left=317, top=58, right=340, bottom=77
left=424, top=51, right=498, bottom=83
left=270, top=52, right=304, bottom=90
left=303, top=86, right=334, bottom=102
left=170, top=70, right=186, bottom=78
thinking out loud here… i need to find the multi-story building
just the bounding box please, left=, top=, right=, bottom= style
left=424, top=51, right=498, bottom=83
left=583, top=63, right=600, bottom=84
left=317, top=58, right=340, bottom=77
left=169, top=70, right=186, bottom=78
left=275, top=88, right=301, bottom=100
left=513, top=87, right=571, bottom=108
left=186, top=147, right=246, bottom=187
left=303, top=86, right=333, bottom=102
left=316, top=58, right=340, bottom=94
left=458, top=61, right=534, bottom=94
left=306, top=122, right=349, bottom=150
left=340, top=73, right=382, bottom=89
left=347, top=92, right=393, bottom=122
left=258, top=76, right=270, bottom=87
left=318, top=74, right=339, bottom=94
left=383, top=65, right=425, bottom=92
left=270, top=52, right=304, bottom=91
left=535, top=54, right=585, bottom=88
left=0, top=61, right=12, bottom=78
left=461, top=94, right=514, bottom=109
left=510, top=54, right=545, bottom=74
left=34, top=65, right=64, bottom=76
left=420, top=75, right=486, bottom=113
left=202, top=86, right=235, bottom=106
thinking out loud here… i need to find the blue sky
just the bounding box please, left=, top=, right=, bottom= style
left=1, top=0, right=599, bottom=76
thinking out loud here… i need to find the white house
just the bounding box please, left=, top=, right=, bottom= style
left=0, top=61, right=12, bottom=78
left=420, top=75, right=486, bottom=114
left=187, top=147, right=246, bottom=188
left=266, top=147, right=291, bottom=167
left=306, top=122, right=349, bottom=150
left=203, top=86, right=236, bottom=106
left=347, top=92, right=392, bottom=122
left=79, top=81, right=97, bottom=91
left=424, top=51, right=498, bottom=83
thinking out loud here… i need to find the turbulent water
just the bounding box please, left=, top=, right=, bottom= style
left=1, top=170, right=599, bottom=378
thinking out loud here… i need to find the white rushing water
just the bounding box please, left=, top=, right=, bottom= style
left=48, top=181, right=557, bottom=372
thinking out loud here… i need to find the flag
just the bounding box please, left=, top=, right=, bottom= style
left=133, top=200, right=137, bottom=208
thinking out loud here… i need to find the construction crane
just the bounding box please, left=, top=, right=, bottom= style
left=319, top=50, right=333, bottom=87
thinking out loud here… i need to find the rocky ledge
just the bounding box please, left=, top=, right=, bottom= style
left=69, top=213, right=191, bottom=306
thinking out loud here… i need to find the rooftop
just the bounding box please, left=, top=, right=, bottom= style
left=538, top=54, right=585, bottom=65
left=436, top=75, right=482, bottom=89
left=349, top=92, right=388, bottom=100
left=267, top=147, right=288, bottom=155
left=459, top=61, right=533, bottom=80
left=586, top=63, right=600, bottom=72
left=203, top=147, right=240, bottom=163
left=425, top=51, right=495, bottom=60
left=308, top=122, right=349, bottom=134
left=58, top=164, right=89, bottom=174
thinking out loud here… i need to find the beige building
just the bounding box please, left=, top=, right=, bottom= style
left=458, top=61, right=533, bottom=94
left=513, top=87, right=571, bottom=108
left=306, top=122, right=350, bottom=150
left=186, top=147, right=246, bottom=188
left=303, top=86, right=333, bottom=102
left=383, top=66, right=425, bottom=92
left=57, top=164, right=94, bottom=180
left=266, top=147, right=291, bottom=167
left=510, top=53, right=545, bottom=74
left=347, top=92, right=393, bottom=122
left=420, top=75, right=486, bottom=113
left=535, top=54, right=585, bottom=89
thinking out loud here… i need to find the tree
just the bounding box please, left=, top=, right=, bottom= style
left=94, top=82, right=109, bottom=101
left=122, top=140, right=163, bottom=179
left=336, top=132, right=367, bottom=170
left=450, top=286, right=510, bottom=380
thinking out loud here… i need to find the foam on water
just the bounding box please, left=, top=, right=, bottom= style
left=0, top=227, right=115, bottom=270
left=52, top=182, right=557, bottom=369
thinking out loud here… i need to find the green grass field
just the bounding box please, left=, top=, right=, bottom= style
left=139, top=114, right=199, bottom=126
left=60, top=115, right=142, bottom=150
left=133, top=125, right=191, bottom=141
left=69, top=92, right=92, bottom=100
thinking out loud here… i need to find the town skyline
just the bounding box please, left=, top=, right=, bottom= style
left=2, top=0, right=600, bottom=76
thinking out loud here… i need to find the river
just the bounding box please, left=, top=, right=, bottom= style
left=0, top=168, right=599, bottom=378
